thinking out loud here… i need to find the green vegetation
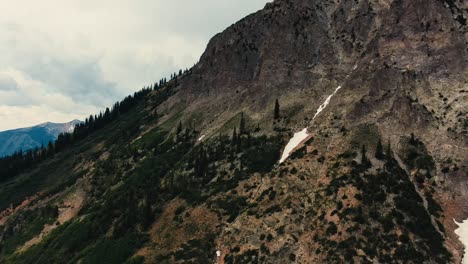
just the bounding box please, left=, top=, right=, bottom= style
left=73, top=234, right=145, bottom=264
left=375, top=139, right=384, bottom=160
left=401, top=133, right=435, bottom=173
left=0, top=95, right=288, bottom=263
left=0, top=68, right=186, bottom=183
left=314, top=144, right=451, bottom=263
left=225, top=249, right=259, bottom=264
left=0, top=206, right=57, bottom=258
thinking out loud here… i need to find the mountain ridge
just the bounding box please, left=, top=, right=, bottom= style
left=0, top=0, right=466, bottom=263
left=0, top=120, right=82, bottom=157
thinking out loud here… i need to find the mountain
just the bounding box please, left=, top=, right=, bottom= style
left=0, top=120, right=82, bottom=157
left=0, top=0, right=466, bottom=263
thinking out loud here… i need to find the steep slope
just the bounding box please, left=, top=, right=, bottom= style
left=0, top=0, right=466, bottom=263
left=0, top=120, right=82, bottom=157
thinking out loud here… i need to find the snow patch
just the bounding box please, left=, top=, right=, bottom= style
left=198, top=135, right=206, bottom=141
left=312, top=86, right=342, bottom=121
left=216, top=250, right=221, bottom=257
left=279, top=128, right=309, bottom=163
left=68, top=124, right=76, bottom=133
left=455, top=218, right=468, bottom=264
left=279, top=85, right=343, bottom=163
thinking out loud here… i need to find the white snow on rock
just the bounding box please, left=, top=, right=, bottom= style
left=279, top=128, right=309, bottom=163
left=279, top=84, right=343, bottom=163
left=279, top=85, right=341, bottom=163
left=313, top=86, right=342, bottom=120
left=455, top=218, right=468, bottom=264
left=198, top=135, right=206, bottom=141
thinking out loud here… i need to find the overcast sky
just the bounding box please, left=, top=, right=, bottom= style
left=0, top=0, right=269, bottom=131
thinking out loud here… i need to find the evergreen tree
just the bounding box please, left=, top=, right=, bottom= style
left=274, top=99, right=280, bottom=120
left=385, top=141, right=392, bottom=161
left=240, top=113, right=246, bottom=135
left=142, top=196, right=153, bottom=229
left=410, top=133, right=416, bottom=145
left=236, top=133, right=242, bottom=153
left=231, top=128, right=237, bottom=146
left=361, top=144, right=368, bottom=165
left=375, top=139, right=384, bottom=160
left=184, top=128, right=190, bottom=142
left=384, top=141, right=394, bottom=171
left=104, top=107, right=111, bottom=122
left=177, top=121, right=183, bottom=135
left=176, top=121, right=183, bottom=142
left=255, top=123, right=260, bottom=132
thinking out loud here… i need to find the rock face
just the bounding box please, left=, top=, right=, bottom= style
left=0, top=0, right=466, bottom=263
left=161, top=0, right=467, bottom=262
left=168, top=0, right=466, bottom=118
left=162, top=0, right=467, bottom=171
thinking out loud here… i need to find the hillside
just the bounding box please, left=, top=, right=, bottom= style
left=0, top=0, right=466, bottom=263
left=0, top=120, right=81, bottom=157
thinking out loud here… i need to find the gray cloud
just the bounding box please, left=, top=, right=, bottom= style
left=25, top=58, right=121, bottom=106
left=0, top=0, right=270, bottom=131
left=0, top=74, right=18, bottom=91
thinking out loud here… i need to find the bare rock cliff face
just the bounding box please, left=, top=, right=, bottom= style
left=155, top=0, right=467, bottom=262
left=161, top=0, right=466, bottom=130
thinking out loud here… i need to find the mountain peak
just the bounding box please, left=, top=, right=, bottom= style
left=0, top=120, right=82, bottom=157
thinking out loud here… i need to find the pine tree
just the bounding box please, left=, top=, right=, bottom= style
left=236, top=133, right=242, bottom=153
left=255, top=123, right=260, bottom=132
left=274, top=99, right=280, bottom=120
left=384, top=141, right=393, bottom=171
left=184, top=128, right=190, bottom=142
left=177, top=121, right=182, bottom=135
left=231, top=128, right=237, bottom=146
left=410, top=133, right=416, bottom=145
left=361, top=144, right=368, bottom=165
left=385, top=141, right=392, bottom=161
left=375, top=139, right=384, bottom=160
left=104, top=107, right=111, bottom=122
left=240, top=113, right=246, bottom=135
left=142, top=196, right=153, bottom=229
left=176, top=121, right=183, bottom=142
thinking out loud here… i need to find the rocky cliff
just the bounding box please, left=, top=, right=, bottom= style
left=0, top=0, right=466, bottom=263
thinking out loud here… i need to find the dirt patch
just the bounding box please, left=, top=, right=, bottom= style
left=17, top=188, right=86, bottom=253
left=138, top=199, right=219, bottom=262
left=0, top=193, right=41, bottom=226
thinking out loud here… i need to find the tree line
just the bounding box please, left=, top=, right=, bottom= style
left=0, top=69, right=188, bottom=182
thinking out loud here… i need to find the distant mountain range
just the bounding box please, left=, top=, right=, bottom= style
left=0, top=120, right=81, bottom=157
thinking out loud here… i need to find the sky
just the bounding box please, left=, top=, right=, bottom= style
left=0, top=0, right=270, bottom=131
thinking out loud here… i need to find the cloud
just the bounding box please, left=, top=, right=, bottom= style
left=25, top=58, right=120, bottom=106
left=0, top=73, right=18, bottom=91
left=0, top=105, right=96, bottom=131
left=0, top=0, right=270, bottom=131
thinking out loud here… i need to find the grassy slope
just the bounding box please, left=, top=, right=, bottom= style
left=0, top=91, right=157, bottom=262
left=0, top=78, right=458, bottom=264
